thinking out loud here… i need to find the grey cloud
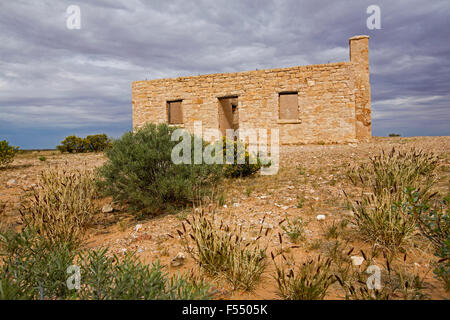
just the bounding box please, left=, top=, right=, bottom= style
left=0, top=0, right=449, bottom=148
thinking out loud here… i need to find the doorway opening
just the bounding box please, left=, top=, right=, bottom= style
left=218, top=96, right=239, bottom=136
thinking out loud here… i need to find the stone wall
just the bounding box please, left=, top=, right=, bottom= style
left=132, top=36, right=371, bottom=144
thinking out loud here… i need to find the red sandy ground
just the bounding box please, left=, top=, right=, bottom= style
left=1, top=136, right=449, bottom=299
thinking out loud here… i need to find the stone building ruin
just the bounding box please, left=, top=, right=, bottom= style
left=132, top=35, right=371, bottom=144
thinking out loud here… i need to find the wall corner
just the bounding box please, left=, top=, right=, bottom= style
left=349, top=35, right=371, bottom=142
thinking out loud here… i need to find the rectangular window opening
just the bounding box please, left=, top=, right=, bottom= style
left=167, top=100, right=183, bottom=124
left=279, top=92, right=299, bottom=120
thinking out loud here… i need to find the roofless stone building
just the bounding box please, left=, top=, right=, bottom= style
left=132, top=35, right=371, bottom=144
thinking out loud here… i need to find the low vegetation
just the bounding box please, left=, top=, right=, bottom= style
left=273, top=254, right=335, bottom=300
left=347, top=147, right=439, bottom=249
left=335, top=249, right=427, bottom=300
left=19, top=167, right=97, bottom=246
left=0, top=140, right=19, bottom=166
left=0, top=228, right=212, bottom=300
left=97, top=124, right=223, bottom=217
left=179, top=210, right=267, bottom=291
left=408, top=191, right=449, bottom=291
left=280, top=216, right=305, bottom=243
left=222, top=138, right=264, bottom=178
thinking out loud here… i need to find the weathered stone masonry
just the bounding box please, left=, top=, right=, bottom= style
left=132, top=35, right=371, bottom=144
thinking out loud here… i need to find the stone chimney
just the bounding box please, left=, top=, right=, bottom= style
left=349, top=35, right=371, bottom=142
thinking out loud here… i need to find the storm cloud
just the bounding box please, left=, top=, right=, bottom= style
left=0, top=0, right=449, bottom=148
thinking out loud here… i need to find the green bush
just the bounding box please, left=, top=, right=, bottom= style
left=407, top=190, right=449, bottom=291
left=57, top=134, right=111, bottom=153
left=0, top=228, right=212, bottom=300
left=76, top=249, right=211, bottom=300
left=97, top=124, right=223, bottom=216
left=222, top=137, right=263, bottom=178
left=0, top=140, right=19, bottom=166
left=84, top=134, right=111, bottom=152
left=57, top=135, right=86, bottom=153
left=0, top=228, right=77, bottom=300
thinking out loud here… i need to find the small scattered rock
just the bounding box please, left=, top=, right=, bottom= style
left=171, top=252, right=186, bottom=267
left=350, top=256, right=364, bottom=266
left=316, top=214, right=326, bottom=221
left=102, top=204, right=114, bottom=213
left=344, top=210, right=354, bottom=217
left=134, top=224, right=143, bottom=232
left=6, top=179, right=17, bottom=187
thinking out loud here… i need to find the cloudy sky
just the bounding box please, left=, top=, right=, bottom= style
left=0, top=0, right=449, bottom=149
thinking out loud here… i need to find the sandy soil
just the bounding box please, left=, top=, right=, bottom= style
left=1, top=136, right=449, bottom=300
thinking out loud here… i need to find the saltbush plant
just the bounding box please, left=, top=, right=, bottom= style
left=0, top=140, right=19, bottom=166
left=97, top=124, right=223, bottom=216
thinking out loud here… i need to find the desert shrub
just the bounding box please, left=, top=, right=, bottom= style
left=0, top=140, right=19, bottom=166
left=19, top=167, right=97, bottom=247
left=407, top=191, right=449, bottom=291
left=280, top=216, right=305, bottom=243
left=273, top=254, right=335, bottom=300
left=84, top=134, right=111, bottom=152
left=38, top=156, right=46, bottom=162
left=57, top=135, right=86, bottom=153
left=179, top=210, right=267, bottom=291
left=0, top=228, right=212, bottom=300
left=222, top=137, right=263, bottom=178
left=388, top=133, right=401, bottom=137
left=97, top=124, right=223, bottom=216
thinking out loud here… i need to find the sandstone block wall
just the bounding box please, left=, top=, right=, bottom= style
left=132, top=36, right=371, bottom=144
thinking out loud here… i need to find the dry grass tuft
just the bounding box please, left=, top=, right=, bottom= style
left=273, top=254, right=335, bottom=300
left=348, top=147, right=438, bottom=202
left=346, top=147, right=439, bottom=249
left=179, top=209, right=268, bottom=291
left=20, top=167, right=97, bottom=246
